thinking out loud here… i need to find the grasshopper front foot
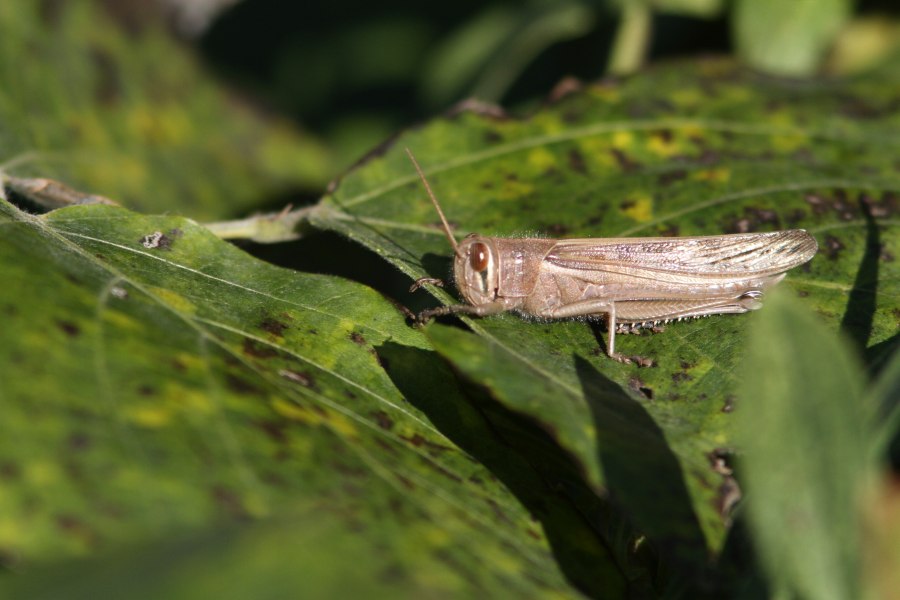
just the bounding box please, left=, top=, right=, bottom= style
left=414, top=306, right=452, bottom=326
left=409, top=277, right=445, bottom=293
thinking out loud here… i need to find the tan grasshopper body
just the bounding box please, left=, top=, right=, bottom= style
left=406, top=150, right=818, bottom=362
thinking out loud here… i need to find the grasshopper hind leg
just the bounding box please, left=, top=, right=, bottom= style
left=605, top=305, right=653, bottom=366
left=540, top=299, right=653, bottom=367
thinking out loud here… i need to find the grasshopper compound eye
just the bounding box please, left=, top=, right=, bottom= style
left=469, top=242, right=489, bottom=272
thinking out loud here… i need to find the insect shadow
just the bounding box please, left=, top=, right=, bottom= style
left=377, top=341, right=714, bottom=594
left=840, top=200, right=880, bottom=355
left=573, top=355, right=710, bottom=586
left=377, top=341, right=636, bottom=596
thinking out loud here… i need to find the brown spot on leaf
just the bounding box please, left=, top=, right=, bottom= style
left=804, top=193, right=828, bottom=215
left=568, top=148, right=586, bottom=174
left=257, top=420, right=287, bottom=444
left=731, top=218, right=753, bottom=234
left=727, top=206, right=781, bottom=233
left=653, top=129, right=673, bottom=143
left=211, top=486, right=250, bottom=520
left=838, top=95, right=891, bottom=120
left=90, top=47, right=121, bottom=105
left=721, top=395, right=736, bottom=413
left=671, top=371, right=692, bottom=383
left=396, top=474, right=416, bottom=491
left=242, top=338, right=278, bottom=358
left=68, top=432, right=91, bottom=451
left=823, top=235, right=844, bottom=260
left=260, top=318, right=288, bottom=337
left=830, top=189, right=856, bottom=221
left=629, top=377, right=653, bottom=399
left=861, top=191, right=897, bottom=218
left=658, top=169, right=687, bottom=186
left=786, top=208, right=807, bottom=227
left=880, top=191, right=898, bottom=216
left=484, top=130, right=502, bottom=144
left=56, top=320, right=80, bottom=337
left=349, top=331, right=366, bottom=345
left=658, top=224, right=680, bottom=237
left=98, top=0, right=164, bottom=34
left=587, top=212, right=605, bottom=226
left=226, top=373, right=262, bottom=395
left=140, top=231, right=172, bottom=250
left=0, top=462, right=20, bottom=480
left=372, top=411, right=394, bottom=430
left=610, top=148, right=641, bottom=172
left=378, top=564, right=408, bottom=584
left=545, top=223, right=569, bottom=236
left=39, top=0, right=65, bottom=25
left=55, top=514, right=96, bottom=546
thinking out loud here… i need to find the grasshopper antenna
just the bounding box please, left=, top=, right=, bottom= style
left=405, top=148, right=460, bottom=256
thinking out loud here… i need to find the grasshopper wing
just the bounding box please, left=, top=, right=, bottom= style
left=545, top=230, right=817, bottom=282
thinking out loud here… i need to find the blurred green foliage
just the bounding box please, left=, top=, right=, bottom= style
left=203, top=0, right=899, bottom=172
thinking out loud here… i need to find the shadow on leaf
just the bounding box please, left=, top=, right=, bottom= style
left=376, top=342, right=642, bottom=598
left=574, top=356, right=710, bottom=588
left=840, top=199, right=880, bottom=355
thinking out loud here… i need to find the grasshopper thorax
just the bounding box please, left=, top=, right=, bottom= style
left=455, top=234, right=499, bottom=306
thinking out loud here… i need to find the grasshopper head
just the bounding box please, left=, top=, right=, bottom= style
left=455, top=234, right=499, bottom=306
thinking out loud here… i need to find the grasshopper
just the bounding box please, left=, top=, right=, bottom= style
left=406, top=149, right=818, bottom=363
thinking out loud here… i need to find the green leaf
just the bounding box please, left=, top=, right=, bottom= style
left=0, top=195, right=574, bottom=596
left=737, top=291, right=869, bottom=600
left=733, top=0, right=852, bottom=76
left=652, top=0, right=724, bottom=18
left=436, top=1, right=597, bottom=104
left=308, top=58, right=900, bottom=555
left=869, top=343, right=900, bottom=464
left=0, top=1, right=330, bottom=218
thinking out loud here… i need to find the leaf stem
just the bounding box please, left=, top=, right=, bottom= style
left=203, top=205, right=314, bottom=243
left=607, top=1, right=652, bottom=75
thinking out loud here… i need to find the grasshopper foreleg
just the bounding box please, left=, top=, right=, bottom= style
left=409, top=277, right=445, bottom=293
left=415, top=301, right=507, bottom=325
